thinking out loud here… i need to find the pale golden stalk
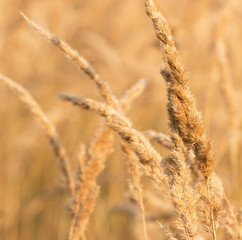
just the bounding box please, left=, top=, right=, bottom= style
left=72, top=143, right=87, bottom=213
left=206, top=182, right=218, bottom=240
left=120, top=78, right=148, bottom=112
left=122, top=141, right=148, bottom=240
left=76, top=144, right=87, bottom=174
left=20, top=12, right=118, bottom=108
left=120, top=78, right=148, bottom=110
left=204, top=50, right=220, bottom=131
left=78, top=30, right=122, bottom=68
left=0, top=73, right=75, bottom=196
left=74, top=144, right=87, bottom=210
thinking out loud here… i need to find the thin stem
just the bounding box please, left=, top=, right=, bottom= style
left=141, top=200, right=148, bottom=240
left=206, top=180, right=217, bottom=240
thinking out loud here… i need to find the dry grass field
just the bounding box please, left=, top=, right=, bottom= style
left=0, top=0, right=241, bottom=239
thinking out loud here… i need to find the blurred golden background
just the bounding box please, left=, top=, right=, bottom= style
left=0, top=0, right=241, bottom=239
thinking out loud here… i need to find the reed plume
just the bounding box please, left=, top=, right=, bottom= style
left=144, top=0, right=220, bottom=238
left=145, top=0, right=214, bottom=178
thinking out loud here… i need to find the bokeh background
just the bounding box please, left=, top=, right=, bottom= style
left=0, top=0, right=241, bottom=239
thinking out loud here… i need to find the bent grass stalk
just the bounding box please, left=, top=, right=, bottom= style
left=20, top=12, right=119, bottom=109
left=0, top=73, right=75, bottom=196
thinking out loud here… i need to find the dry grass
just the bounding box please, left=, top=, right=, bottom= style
left=0, top=0, right=241, bottom=240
